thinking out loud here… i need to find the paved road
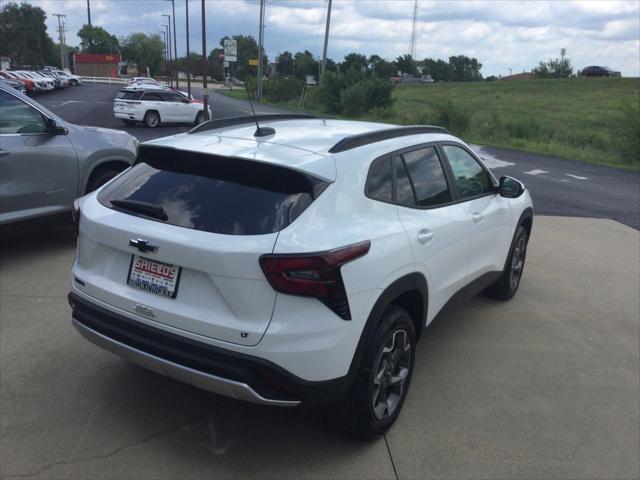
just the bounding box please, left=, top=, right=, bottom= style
left=1, top=216, right=638, bottom=478
left=37, top=83, right=640, bottom=229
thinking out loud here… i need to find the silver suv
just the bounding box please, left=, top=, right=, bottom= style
left=0, top=84, right=137, bottom=227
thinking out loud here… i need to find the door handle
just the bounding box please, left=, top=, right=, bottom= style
left=417, top=229, right=434, bottom=245
left=0, top=149, right=9, bottom=157
left=472, top=212, right=484, bottom=223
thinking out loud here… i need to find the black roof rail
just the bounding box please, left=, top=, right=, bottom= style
left=328, top=125, right=449, bottom=153
left=188, top=114, right=318, bottom=134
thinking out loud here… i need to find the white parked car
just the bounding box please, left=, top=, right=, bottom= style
left=113, top=88, right=211, bottom=127
left=69, top=116, right=533, bottom=438
left=50, top=70, right=82, bottom=86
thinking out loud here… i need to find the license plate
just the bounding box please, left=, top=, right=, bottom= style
left=127, top=255, right=181, bottom=299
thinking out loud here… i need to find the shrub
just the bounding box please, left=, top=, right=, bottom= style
left=263, top=76, right=304, bottom=103
left=340, top=82, right=369, bottom=116
left=431, top=100, right=471, bottom=135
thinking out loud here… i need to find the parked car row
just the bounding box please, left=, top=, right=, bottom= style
left=114, top=77, right=211, bottom=128
left=0, top=68, right=82, bottom=95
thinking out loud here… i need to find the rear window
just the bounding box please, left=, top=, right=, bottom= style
left=97, top=149, right=329, bottom=235
left=116, top=90, right=142, bottom=100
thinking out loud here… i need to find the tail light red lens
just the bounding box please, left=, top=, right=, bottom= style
left=259, top=240, right=370, bottom=320
left=72, top=199, right=80, bottom=237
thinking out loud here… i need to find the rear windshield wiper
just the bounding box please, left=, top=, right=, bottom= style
left=110, top=199, right=168, bottom=221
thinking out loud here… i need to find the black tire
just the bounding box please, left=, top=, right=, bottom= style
left=143, top=110, right=161, bottom=128
left=485, top=226, right=529, bottom=300
left=86, top=167, right=122, bottom=193
left=328, top=305, right=416, bottom=440
left=121, top=119, right=136, bottom=126
left=194, top=111, right=205, bottom=125
left=70, top=79, right=78, bottom=86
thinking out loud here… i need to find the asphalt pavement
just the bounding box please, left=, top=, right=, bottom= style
left=36, top=83, right=639, bottom=229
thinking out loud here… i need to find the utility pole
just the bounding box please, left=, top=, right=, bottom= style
left=201, top=0, right=209, bottom=120
left=53, top=14, right=66, bottom=69
left=171, top=0, right=178, bottom=88
left=320, top=0, right=332, bottom=83
left=257, top=0, right=265, bottom=102
left=162, top=14, right=172, bottom=86
left=86, top=0, right=91, bottom=26
left=185, top=0, right=191, bottom=97
left=410, top=0, right=418, bottom=58
left=163, top=23, right=170, bottom=85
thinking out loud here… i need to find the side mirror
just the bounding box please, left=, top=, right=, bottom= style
left=181, top=98, right=191, bottom=104
left=46, top=117, right=67, bottom=135
left=498, top=176, right=525, bottom=198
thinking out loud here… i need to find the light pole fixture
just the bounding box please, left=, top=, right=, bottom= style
left=162, top=14, right=172, bottom=86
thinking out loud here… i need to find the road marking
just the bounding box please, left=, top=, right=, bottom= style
left=469, top=145, right=514, bottom=169
left=59, top=100, right=109, bottom=106
left=524, top=169, right=549, bottom=175
left=566, top=174, right=588, bottom=180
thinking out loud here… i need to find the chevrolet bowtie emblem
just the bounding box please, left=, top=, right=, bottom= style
left=129, top=239, right=158, bottom=254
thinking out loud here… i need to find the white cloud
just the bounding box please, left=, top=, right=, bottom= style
left=10, top=0, right=640, bottom=76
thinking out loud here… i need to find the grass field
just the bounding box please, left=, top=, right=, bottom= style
left=219, top=78, right=640, bottom=169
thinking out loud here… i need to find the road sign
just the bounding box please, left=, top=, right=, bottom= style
left=223, top=61, right=229, bottom=68
left=224, top=39, right=237, bottom=63
left=249, top=59, right=259, bottom=66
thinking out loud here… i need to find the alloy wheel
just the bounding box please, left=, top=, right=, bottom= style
left=510, top=236, right=526, bottom=290
left=372, top=329, right=411, bottom=420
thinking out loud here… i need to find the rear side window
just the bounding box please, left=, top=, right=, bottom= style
left=116, top=90, right=141, bottom=100
left=365, top=156, right=392, bottom=202
left=401, top=147, right=451, bottom=207
left=98, top=149, right=329, bottom=235
left=394, top=156, right=415, bottom=207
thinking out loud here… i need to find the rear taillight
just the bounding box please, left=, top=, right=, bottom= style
left=259, top=241, right=370, bottom=320
left=72, top=199, right=80, bottom=237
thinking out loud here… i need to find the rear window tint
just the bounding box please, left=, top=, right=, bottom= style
left=98, top=149, right=329, bottom=235
left=365, top=156, right=392, bottom=202
left=116, top=90, right=141, bottom=100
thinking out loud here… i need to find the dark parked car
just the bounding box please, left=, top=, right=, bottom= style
left=581, top=66, right=621, bottom=77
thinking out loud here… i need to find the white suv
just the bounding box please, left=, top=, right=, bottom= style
left=69, top=116, right=533, bottom=438
left=113, top=88, right=211, bottom=127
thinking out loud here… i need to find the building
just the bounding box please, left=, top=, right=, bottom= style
left=73, top=53, right=121, bottom=77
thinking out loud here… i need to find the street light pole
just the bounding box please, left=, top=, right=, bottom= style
left=201, top=0, right=209, bottom=120
left=257, top=0, right=265, bottom=102
left=162, top=24, right=170, bottom=84
left=162, top=14, right=172, bottom=86
left=185, top=0, right=191, bottom=97
left=171, top=0, right=178, bottom=88
left=86, top=0, right=91, bottom=26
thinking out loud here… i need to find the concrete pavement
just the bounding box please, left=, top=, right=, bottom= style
left=1, top=216, right=638, bottom=479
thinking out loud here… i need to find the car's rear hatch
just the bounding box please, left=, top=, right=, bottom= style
left=73, top=146, right=329, bottom=346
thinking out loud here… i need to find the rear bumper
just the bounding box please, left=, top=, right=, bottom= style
left=114, top=111, right=140, bottom=121
left=68, top=292, right=350, bottom=406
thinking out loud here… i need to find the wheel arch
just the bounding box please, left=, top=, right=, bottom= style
left=347, top=272, right=428, bottom=379
left=84, top=159, right=131, bottom=194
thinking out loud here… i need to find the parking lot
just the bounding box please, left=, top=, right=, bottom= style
left=1, top=82, right=639, bottom=479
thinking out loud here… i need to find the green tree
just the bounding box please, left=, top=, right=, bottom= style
left=206, top=47, right=225, bottom=80
left=341, top=52, right=368, bottom=73
left=448, top=55, right=483, bottom=81
left=275, top=51, right=294, bottom=76
left=0, top=2, right=56, bottom=66
left=120, top=33, right=164, bottom=76
left=533, top=58, right=573, bottom=78
left=293, top=50, right=319, bottom=80
left=421, top=58, right=452, bottom=81
left=78, top=24, right=119, bottom=54
left=396, top=54, right=418, bottom=76
left=369, top=54, right=397, bottom=79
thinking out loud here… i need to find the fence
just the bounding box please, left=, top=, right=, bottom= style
left=80, top=76, right=128, bottom=85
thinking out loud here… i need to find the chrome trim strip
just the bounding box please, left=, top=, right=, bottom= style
left=72, top=319, right=300, bottom=407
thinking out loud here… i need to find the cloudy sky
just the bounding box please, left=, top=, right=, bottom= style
left=10, top=0, right=640, bottom=77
